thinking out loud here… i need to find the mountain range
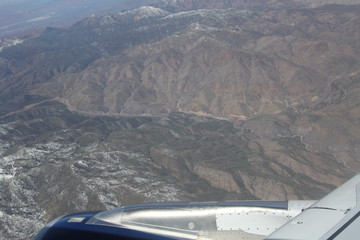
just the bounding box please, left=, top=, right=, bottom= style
left=1, top=0, right=360, bottom=239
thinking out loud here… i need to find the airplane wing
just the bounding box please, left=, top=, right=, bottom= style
left=33, top=174, right=360, bottom=240
left=265, top=174, right=360, bottom=240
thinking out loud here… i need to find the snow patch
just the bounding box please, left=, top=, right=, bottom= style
left=0, top=38, right=23, bottom=52
left=163, top=9, right=228, bottom=20
left=0, top=123, right=14, bottom=136
left=164, top=8, right=252, bottom=24
left=133, top=177, right=148, bottom=184
left=100, top=15, right=116, bottom=25
left=135, top=6, right=168, bottom=18
left=0, top=173, right=14, bottom=180
left=2, top=147, right=49, bottom=164
left=118, top=6, right=169, bottom=21
left=36, top=141, right=63, bottom=151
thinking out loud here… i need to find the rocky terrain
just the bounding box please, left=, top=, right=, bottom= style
left=0, top=101, right=350, bottom=239
left=1, top=0, right=360, bottom=239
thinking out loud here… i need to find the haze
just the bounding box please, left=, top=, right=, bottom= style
left=0, top=0, right=140, bottom=37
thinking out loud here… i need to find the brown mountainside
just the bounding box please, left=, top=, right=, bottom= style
left=22, top=5, right=360, bottom=167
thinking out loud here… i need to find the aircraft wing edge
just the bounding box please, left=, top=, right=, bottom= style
left=265, top=174, right=360, bottom=240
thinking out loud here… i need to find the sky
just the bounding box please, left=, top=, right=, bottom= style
left=0, top=0, right=51, bottom=6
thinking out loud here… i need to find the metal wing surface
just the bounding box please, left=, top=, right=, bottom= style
left=265, top=174, right=360, bottom=240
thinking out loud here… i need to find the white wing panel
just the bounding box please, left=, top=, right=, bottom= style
left=312, top=174, right=360, bottom=211
left=215, top=209, right=290, bottom=236
left=265, top=208, right=347, bottom=240
left=265, top=174, right=360, bottom=240
left=331, top=211, right=360, bottom=240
